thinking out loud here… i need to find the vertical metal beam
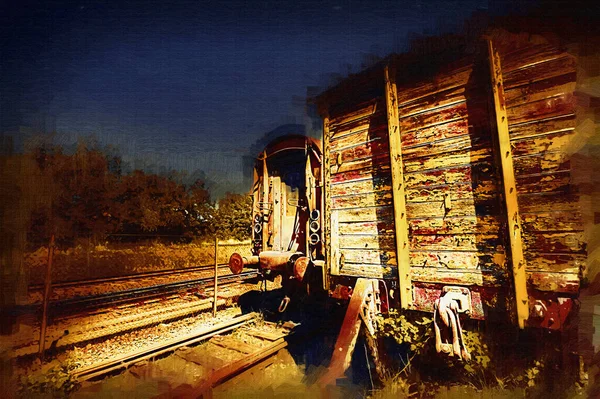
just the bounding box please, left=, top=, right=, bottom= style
left=322, top=114, right=336, bottom=277
left=252, top=166, right=260, bottom=242
left=261, top=152, right=269, bottom=247
left=272, top=176, right=282, bottom=251
left=487, top=39, right=529, bottom=328
left=384, top=64, right=412, bottom=309
left=305, top=147, right=315, bottom=255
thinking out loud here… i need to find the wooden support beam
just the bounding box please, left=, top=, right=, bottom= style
left=487, top=39, right=529, bottom=328
left=384, top=63, right=412, bottom=309
left=323, top=115, right=337, bottom=276
left=317, top=278, right=377, bottom=386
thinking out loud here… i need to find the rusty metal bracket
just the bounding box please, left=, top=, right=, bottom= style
left=442, top=286, right=472, bottom=316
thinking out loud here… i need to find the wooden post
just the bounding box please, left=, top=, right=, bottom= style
left=39, top=234, right=55, bottom=359
left=384, top=63, right=412, bottom=309
left=487, top=39, right=529, bottom=328
left=213, top=236, right=218, bottom=317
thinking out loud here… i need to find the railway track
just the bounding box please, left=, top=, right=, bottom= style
left=72, top=312, right=261, bottom=381
left=28, top=264, right=233, bottom=291
left=71, top=311, right=295, bottom=398
left=19, top=270, right=259, bottom=320
left=11, top=277, right=260, bottom=359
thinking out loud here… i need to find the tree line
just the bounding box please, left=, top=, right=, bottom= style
left=26, top=143, right=252, bottom=248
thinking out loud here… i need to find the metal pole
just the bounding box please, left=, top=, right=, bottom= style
left=39, top=234, right=55, bottom=359
left=213, top=235, right=218, bottom=317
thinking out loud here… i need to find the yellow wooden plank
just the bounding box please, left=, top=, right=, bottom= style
left=323, top=115, right=337, bottom=277
left=385, top=63, right=412, bottom=308
left=331, top=211, right=340, bottom=275
left=487, top=39, right=529, bottom=328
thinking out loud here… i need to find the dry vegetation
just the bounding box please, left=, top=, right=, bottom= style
left=371, top=311, right=589, bottom=398
left=25, top=240, right=252, bottom=284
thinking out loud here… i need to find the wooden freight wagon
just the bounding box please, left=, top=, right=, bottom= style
left=316, top=26, right=594, bottom=337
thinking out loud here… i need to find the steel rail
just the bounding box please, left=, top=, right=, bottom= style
left=72, top=313, right=259, bottom=381
left=48, top=271, right=259, bottom=315
left=6, top=271, right=259, bottom=320
left=28, top=263, right=233, bottom=291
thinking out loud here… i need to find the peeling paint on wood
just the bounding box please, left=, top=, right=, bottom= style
left=521, top=211, right=584, bottom=232
left=341, top=248, right=397, bottom=266
left=503, top=55, right=577, bottom=89
left=409, top=215, right=502, bottom=235
left=506, top=92, right=576, bottom=125
left=529, top=272, right=579, bottom=293
left=318, top=35, right=585, bottom=322
left=409, top=250, right=506, bottom=270
left=410, top=233, right=503, bottom=252
left=339, top=233, right=396, bottom=250
left=397, top=65, right=473, bottom=105
left=338, top=221, right=395, bottom=236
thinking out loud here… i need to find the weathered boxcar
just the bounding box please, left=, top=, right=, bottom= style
left=230, top=22, right=599, bottom=383
left=316, top=27, right=594, bottom=335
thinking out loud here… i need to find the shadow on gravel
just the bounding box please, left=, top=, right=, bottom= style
left=237, top=288, right=373, bottom=396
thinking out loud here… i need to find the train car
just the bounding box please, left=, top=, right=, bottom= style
left=228, top=134, right=325, bottom=299
left=230, top=22, right=598, bottom=383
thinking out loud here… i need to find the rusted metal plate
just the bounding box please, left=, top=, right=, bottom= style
left=412, top=284, right=486, bottom=319
left=527, top=294, right=575, bottom=330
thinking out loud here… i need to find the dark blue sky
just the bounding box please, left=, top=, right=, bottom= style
left=2, top=0, right=518, bottom=196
